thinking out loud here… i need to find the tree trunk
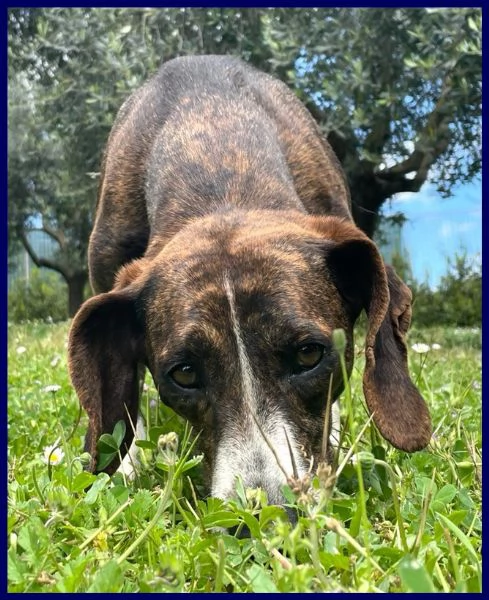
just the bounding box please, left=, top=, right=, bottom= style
left=348, top=172, right=388, bottom=239
left=67, top=272, right=88, bottom=317
left=350, top=193, right=381, bottom=239
left=325, top=132, right=389, bottom=239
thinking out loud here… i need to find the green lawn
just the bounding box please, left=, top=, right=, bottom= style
left=7, top=321, right=481, bottom=592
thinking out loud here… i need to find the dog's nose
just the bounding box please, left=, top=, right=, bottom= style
left=284, top=505, right=298, bottom=525
left=228, top=523, right=251, bottom=539
left=228, top=503, right=298, bottom=539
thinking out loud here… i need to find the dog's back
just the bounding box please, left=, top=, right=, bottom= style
left=89, top=55, right=351, bottom=293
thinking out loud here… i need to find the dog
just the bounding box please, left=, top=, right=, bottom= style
left=68, top=55, right=431, bottom=505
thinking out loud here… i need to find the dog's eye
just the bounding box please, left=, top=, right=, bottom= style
left=295, top=344, right=324, bottom=370
left=169, top=364, right=199, bottom=389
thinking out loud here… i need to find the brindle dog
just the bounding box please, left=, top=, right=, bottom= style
left=68, top=55, right=431, bottom=505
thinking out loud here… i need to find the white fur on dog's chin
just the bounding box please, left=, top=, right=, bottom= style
left=212, top=276, right=307, bottom=505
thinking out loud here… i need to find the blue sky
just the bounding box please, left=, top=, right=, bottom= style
left=381, top=178, right=482, bottom=289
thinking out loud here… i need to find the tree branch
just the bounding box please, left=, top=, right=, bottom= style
left=376, top=174, right=423, bottom=197
left=376, top=128, right=451, bottom=196
left=19, top=229, right=69, bottom=281
left=41, top=216, right=67, bottom=250
left=378, top=81, right=454, bottom=189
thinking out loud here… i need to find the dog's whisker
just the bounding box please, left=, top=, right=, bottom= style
left=283, top=426, right=299, bottom=480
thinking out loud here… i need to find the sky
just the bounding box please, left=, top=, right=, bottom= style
left=381, top=178, right=482, bottom=289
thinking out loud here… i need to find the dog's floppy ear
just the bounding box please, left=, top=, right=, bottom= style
left=319, top=218, right=432, bottom=452
left=68, top=269, right=146, bottom=474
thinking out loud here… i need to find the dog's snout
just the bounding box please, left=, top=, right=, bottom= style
left=211, top=414, right=307, bottom=510
left=212, top=469, right=288, bottom=508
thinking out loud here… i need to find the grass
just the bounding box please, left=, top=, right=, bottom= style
left=7, top=320, right=482, bottom=592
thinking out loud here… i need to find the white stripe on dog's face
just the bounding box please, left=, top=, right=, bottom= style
left=222, top=276, right=256, bottom=413
left=211, top=276, right=306, bottom=505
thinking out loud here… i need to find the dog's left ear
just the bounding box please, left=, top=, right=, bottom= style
left=68, top=264, right=147, bottom=474
left=316, top=218, right=432, bottom=452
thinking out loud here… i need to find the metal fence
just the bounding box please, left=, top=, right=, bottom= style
left=8, top=230, right=60, bottom=288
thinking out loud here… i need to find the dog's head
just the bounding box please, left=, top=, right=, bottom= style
left=68, top=211, right=431, bottom=504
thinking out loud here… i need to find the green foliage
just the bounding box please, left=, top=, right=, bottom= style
left=8, top=268, right=68, bottom=323
left=8, top=322, right=481, bottom=591
left=410, top=252, right=481, bottom=327
left=295, top=8, right=481, bottom=181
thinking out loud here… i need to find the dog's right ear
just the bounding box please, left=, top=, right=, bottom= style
left=308, top=216, right=432, bottom=453
left=327, top=231, right=432, bottom=452
left=68, top=268, right=146, bottom=474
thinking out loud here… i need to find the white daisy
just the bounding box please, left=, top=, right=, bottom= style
left=43, top=441, right=65, bottom=466
left=411, top=343, right=430, bottom=354
left=44, top=384, right=61, bottom=393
